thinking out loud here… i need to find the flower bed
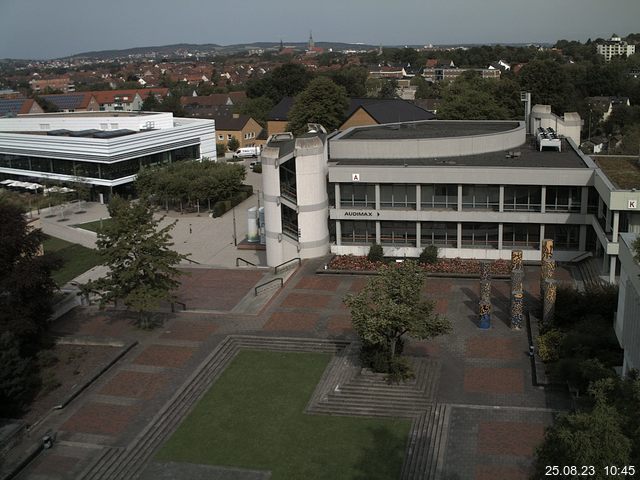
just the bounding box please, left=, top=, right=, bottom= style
left=327, top=255, right=511, bottom=276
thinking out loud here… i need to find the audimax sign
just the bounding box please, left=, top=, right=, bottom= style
left=343, top=211, right=380, bottom=217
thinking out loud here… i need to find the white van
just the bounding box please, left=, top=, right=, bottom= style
left=233, top=146, right=261, bottom=159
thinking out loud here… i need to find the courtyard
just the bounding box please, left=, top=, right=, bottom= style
left=13, top=258, right=571, bottom=480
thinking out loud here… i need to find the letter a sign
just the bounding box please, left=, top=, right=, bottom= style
left=352, top=173, right=360, bottom=182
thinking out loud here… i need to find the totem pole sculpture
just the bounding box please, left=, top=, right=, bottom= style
left=510, top=249, right=525, bottom=329
left=540, top=239, right=557, bottom=326
left=479, top=261, right=491, bottom=329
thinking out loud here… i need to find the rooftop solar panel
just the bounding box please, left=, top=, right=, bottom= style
left=0, top=99, right=26, bottom=116
left=41, top=94, right=84, bottom=110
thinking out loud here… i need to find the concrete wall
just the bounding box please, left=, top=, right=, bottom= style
left=615, top=233, right=640, bottom=374
left=530, top=105, right=581, bottom=146
left=5, top=112, right=174, bottom=131
left=41, top=221, right=97, bottom=249
left=330, top=121, right=525, bottom=159
left=294, top=136, right=330, bottom=260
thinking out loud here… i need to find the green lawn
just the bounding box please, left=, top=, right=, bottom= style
left=42, top=236, right=102, bottom=286
left=157, top=350, right=411, bottom=480
left=74, top=218, right=112, bottom=233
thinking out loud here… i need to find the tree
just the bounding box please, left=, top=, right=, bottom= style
left=239, top=95, right=274, bottom=127
left=328, top=66, right=369, bottom=97
left=377, top=78, right=399, bottom=99
left=141, top=92, right=160, bottom=111
left=344, top=261, right=451, bottom=379
left=227, top=136, right=240, bottom=152
left=82, top=197, right=188, bottom=328
left=438, top=73, right=510, bottom=120
left=0, top=202, right=58, bottom=353
left=286, top=77, right=349, bottom=134
left=0, top=332, right=38, bottom=417
left=532, top=402, right=631, bottom=479
left=246, top=63, right=314, bottom=103
left=518, top=59, right=576, bottom=113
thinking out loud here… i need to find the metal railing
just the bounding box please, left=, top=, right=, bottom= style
left=236, top=257, right=257, bottom=267
left=171, top=301, right=186, bottom=312
left=254, top=278, right=283, bottom=296
left=274, top=257, right=301, bottom=275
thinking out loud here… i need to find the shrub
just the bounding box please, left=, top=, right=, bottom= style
left=367, top=243, right=384, bottom=262
left=536, top=329, right=566, bottom=362
left=216, top=143, right=226, bottom=157
left=253, top=163, right=262, bottom=173
left=418, top=245, right=438, bottom=264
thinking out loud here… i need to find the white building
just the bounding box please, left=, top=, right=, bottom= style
left=597, top=35, right=636, bottom=62
left=0, top=111, right=215, bottom=200
left=260, top=107, right=640, bottom=282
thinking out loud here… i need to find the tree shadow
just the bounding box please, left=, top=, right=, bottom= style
left=352, top=425, right=409, bottom=480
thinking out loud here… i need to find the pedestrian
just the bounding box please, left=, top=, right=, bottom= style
left=189, top=224, right=192, bottom=234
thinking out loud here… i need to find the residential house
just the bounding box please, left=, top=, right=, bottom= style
left=597, top=35, right=636, bottom=62
left=39, top=93, right=100, bottom=112
left=587, top=96, right=631, bottom=122
left=214, top=113, right=263, bottom=150
left=0, top=98, right=44, bottom=117
left=29, top=76, right=75, bottom=93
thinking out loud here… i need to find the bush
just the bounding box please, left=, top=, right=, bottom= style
left=367, top=243, right=384, bottom=262
left=253, top=163, right=262, bottom=173
left=216, top=143, right=226, bottom=157
left=418, top=245, right=438, bottom=265
left=359, top=341, right=414, bottom=383
left=553, top=284, right=619, bottom=329
left=536, top=329, right=566, bottom=362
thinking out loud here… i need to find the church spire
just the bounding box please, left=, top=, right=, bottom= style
left=308, top=31, right=315, bottom=50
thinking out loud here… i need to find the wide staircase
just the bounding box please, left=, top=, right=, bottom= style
left=577, top=257, right=605, bottom=289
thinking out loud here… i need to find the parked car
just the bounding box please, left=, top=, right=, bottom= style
left=249, top=161, right=261, bottom=171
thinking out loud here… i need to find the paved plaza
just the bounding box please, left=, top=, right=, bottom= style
left=12, top=256, right=572, bottom=480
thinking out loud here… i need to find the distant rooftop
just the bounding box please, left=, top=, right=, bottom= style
left=340, top=120, right=520, bottom=140
left=593, top=156, right=640, bottom=190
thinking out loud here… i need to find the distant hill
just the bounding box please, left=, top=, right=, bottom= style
left=67, top=41, right=379, bottom=60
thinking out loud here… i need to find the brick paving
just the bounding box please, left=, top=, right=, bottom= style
left=18, top=258, right=574, bottom=480
left=464, top=367, right=525, bottom=394
left=160, top=319, right=218, bottom=342
left=262, top=311, right=321, bottom=332
left=30, top=454, right=81, bottom=476
left=99, top=371, right=170, bottom=400
left=133, top=345, right=196, bottom=369
left=477, top=421, right=545, bottom=456
left=175, top=268, right=265, bottom=311
left=61, top=402, right=140, bottom=436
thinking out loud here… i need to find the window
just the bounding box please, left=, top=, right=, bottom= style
left=421, top=222, right=457, bottom=247
left=461, top=223, right=499, bottom=248
left=380, top=184, right=416, bottom=209
left=100, top=123, right=108, bottom=130
left=504, top=186, right=542, bottom=212
left=341, top=221, right=376, bottom=245
left=218, top=135, right=224, bottom=140
left=227, top=134, right=232, bottom=140
left=110, top=123, right=119, bottom=130
left=380, top=221, right=416, bottom=246
left=461, top=185, right=499, bottom=211
left=281, top=204, right=298, bottom=240
left=39, top=124, right=50, bottom=130
left=502, top=223, right=540, bottom=249
left=421, top=184, right=457, bottom=210
left=340, top=184, right=375, bottom=208
left=546, top=187, right=581, bottom=212
left=545, top=224, right=579, bottom=250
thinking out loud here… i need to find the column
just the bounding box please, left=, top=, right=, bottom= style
left=605, top=206, right=612, bottom=233
left=579, top=224, right=587, bottom=251
left=375, top=184, right=381, bottom=211
left=498, top=223, right=504, bottom=251
left=416, top=222, right=421, bottom=249
left=609, top=256, right=617, bottom=284
left=334, top=183, right=341, bottom=209
left=539, top=225, right=545, bottom=250
left=612, top=211, right=620, bottom=242
left=415, top=185, right=421, bottom=212
left=376, top=221, right=381, bottom=244
left=597, top=197, right=603, bottom=219
left=580, top=186, right=589, bottom=215
left=335, top=220, right=341, bottom=246
left=457, top=185, right=463, bottom=211
left=499, top=185, right=505, bottom=213
left=457, top=222, right=462, bottom=249
left=540, top=186, right=546, bottom=213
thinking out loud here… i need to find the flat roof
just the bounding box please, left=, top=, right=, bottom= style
left=331, top=137, right=588, bottom=169
left=17, top=111, right=160, bottom=118
left=340, top=120, right=521, bottom=140
left=593, top=156, right=640, bottom=190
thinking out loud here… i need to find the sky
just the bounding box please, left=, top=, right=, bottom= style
left=1, top=0, right=639, bottom=59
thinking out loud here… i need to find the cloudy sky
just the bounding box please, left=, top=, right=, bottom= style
left=1, top=0, right=639, bottom=59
